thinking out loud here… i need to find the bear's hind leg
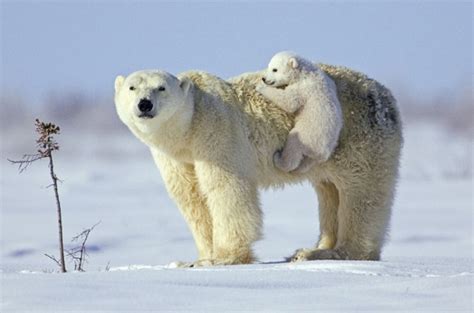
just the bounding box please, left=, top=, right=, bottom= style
left=314, top=181, right=339, bottom=250
left=290, top=180, right=339, bottom=262
left=329, top=182, right=390, bottom=260
left=298, top=181, right=390, bottom=261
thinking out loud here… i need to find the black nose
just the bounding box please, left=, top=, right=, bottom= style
left=262, top=77, right=266, bottom=83
left=138, top=99, right=153, bottom=113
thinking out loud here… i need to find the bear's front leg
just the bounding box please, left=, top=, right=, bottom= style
left=194, top=160, right=262, bottom=265
left=151, top=150, right=214, bottom=262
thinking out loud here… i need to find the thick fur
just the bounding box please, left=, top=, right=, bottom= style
left=114, top=64, right=402, bottom=266
left=257, top=51, right=343, bottom=173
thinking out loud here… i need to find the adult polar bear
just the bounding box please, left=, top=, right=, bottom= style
left=114, top=64, right=402, bottom=266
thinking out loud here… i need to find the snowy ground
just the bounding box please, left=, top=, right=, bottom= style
left=1, top=122, right=473, bottom=312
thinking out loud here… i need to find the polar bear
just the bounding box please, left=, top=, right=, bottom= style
left=114, top=65, right=402, bottom=266
left=256, top=51, right=343, bottom=173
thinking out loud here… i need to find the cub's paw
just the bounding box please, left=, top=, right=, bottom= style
left=273, top=150, right=282, bottom=166
left=255, top=81, right=270, bottom=95
left=273, top=150, right=301, bottom=173
left=273, top=150, right=292, bottom=172
left=290, top=156, right=317, bottom=175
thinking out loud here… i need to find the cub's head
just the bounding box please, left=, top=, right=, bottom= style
left=261, top=51, right=302, bottom=89
left=114, top=70, right=193, bottom=133
left=262, top=51, right=318, bottom=89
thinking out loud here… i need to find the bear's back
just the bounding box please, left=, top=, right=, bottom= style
left=230, top=65, right=402, bottom=182
left=179, top=67, right=402, bottom=187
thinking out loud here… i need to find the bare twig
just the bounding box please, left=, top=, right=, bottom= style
left=66, top=222, right=100, bottom=271
left=10, top=119, right=66, bottom=273
left=47, top=147, right=66, bottom=273
left=11, top=119, right=100, bottom=273
left=44, top=253, right=62, bottom=268
left=105, top=261, right=111, bottom=272
left=7, top=154, right=44, bottom=173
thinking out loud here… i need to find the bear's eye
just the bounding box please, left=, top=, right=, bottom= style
left=158, top=86, right=166, bottom=91
left=272, top=68, right=278, bottom=73
left=129, top=86, right=135, bottom=91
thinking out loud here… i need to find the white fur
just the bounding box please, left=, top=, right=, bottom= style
left=115, top=67, right=402, bottom=266
left=116, top=70, right=261, bottom=265
left=114, top=70, right=194, bottom=158
left=257, top=51, right=343, bottom=173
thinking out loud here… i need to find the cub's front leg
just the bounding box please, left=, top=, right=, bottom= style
left=194, top=160, right=262, bottom=265
left=256, top=82, right=302, bottom=113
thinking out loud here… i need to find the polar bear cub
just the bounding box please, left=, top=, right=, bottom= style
left=257, top=51, right=343, bottom=173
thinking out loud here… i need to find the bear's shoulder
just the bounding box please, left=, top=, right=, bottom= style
left=179, top=70, right=233, bottom=93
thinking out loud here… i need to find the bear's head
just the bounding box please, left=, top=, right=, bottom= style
left=114, top=70, right=194, bottom=134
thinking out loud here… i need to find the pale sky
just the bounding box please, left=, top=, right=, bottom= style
left=1, top=1, right=472, bottom=106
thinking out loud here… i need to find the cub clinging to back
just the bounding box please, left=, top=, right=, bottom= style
left=257, top=51, right=343, bottom=173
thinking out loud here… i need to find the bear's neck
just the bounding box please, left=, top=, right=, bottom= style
left=137, top=105, right=194, bottom=160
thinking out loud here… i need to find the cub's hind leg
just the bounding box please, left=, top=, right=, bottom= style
left=274, top=131, right=305, bottom=172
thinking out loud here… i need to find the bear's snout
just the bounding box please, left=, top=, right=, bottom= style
left=138, top=98, right=154, bottom=113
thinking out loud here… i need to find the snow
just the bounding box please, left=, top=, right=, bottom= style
left=1, top=122, right=473, bottom=312
left=3, top=258, right=472, bottom=312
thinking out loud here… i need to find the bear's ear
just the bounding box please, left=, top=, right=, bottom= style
left=115, top=75, right=125, bottom=92
left=179, top=77, right=193, bottom=94
left=289, top=57, right=299, bottom=69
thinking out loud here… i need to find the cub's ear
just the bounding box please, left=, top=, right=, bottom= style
left=289, top=57, right=299, bottom=69
left=114, top=75, right=125, bottom=92
left=179, top=77, right=194, bottom=94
